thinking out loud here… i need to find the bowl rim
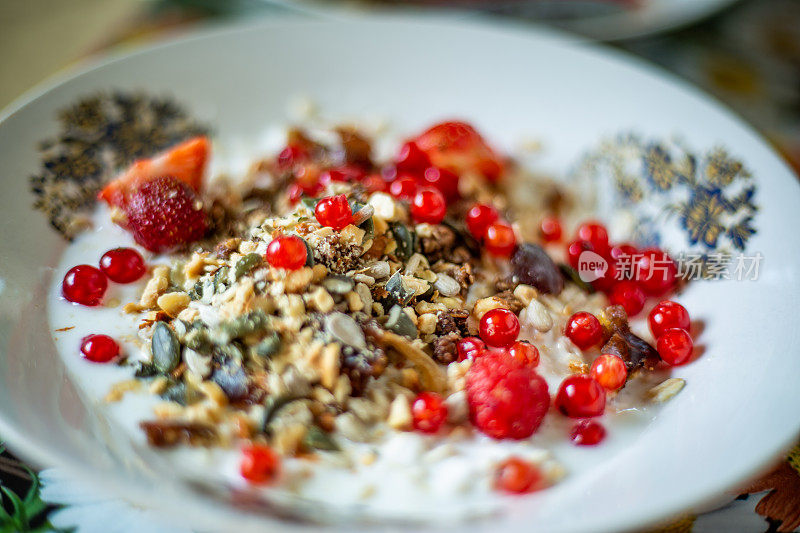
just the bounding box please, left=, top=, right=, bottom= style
left=1, top=12, right=799, bottom=533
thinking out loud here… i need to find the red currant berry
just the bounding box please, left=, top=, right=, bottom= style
left=577, top=221, right=610, bottom=256
left=421, top=166, right=460, bottom=202
left=555, top=374, right=606, bottom=418
left=590, top=354, right=628, bottom=391
left=315, top=194, right=354, bottom=230
left=494, top=457, right=543, bottom=494
left=508, top=340, right=540, bottom=367
left=240, top=444, right=280, bottom=484
left=648, top=300, right=691, bottom=339
left=656, top=328, right=694, bottom=366
left=457, top=336, right=486, bottom=362
left=591, top=258, right=618, bottom=293
left=389, top=175, right=418, bottom=200
left=410, top=187, right=447, bottom=224
left=277, top=144, right=308, bottom=170
left=361, top=173, right=388, bottom=193
left=610, top=242, right=638, bottom=261
left=287, top=182, right=303, bottom=205
left=321, top=165, right=364, bottom=184
left=484, top=221, right=517, bottom=257
left=564, top=312, right=603, bottom=350
left=295, top=164, right=326, bottom=194
left=396, top=141, right=431, bottom=173
left=265, top=235, right=307, bottom=270
left=80, top=334, right=120, bottom=363
left=570, top=420, right=606, bottom=446
left=479, top=308, right=520, bottom=347
left=465, top=204, right=499, bottom=240
left=411, top=392, right=448, bottom=433
left=635, top=248, right=677, bottom=296
left=539, top=216, right=562, bottom=242
left=566, top=239, right=594, bottom=270
left=609, top=280, right=646, bottom=316
left=62, top=265, right=107, bottom=306
left=99, top=248, right=146, bottom=283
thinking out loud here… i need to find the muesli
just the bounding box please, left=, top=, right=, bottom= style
left=57, top=120, right=695, bottom=504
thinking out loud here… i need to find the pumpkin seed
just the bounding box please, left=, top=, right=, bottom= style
left=160, top=381, right=202, bottom=406
left=215, top=311, right=270, bottom=344
left=325, top=312, right=367, bottom=350
left=213, top=266, right=230, bottom=292
left=134, top=361, right=159, bottom=378
left=151, top=321, right=181, bottom=374
left=303, top=425, right=340, bottom=451
left=390, top=222, right=416, bottom=260
left=322, top=275, right=355, bottom=295
left=262, top=395, right=302, bottom=435
left=385, top=305, right=418, bottom=339
left=234, top=253, right=262, bottom=280
left=300, top=236, right=315, bottom=267
left=558, top=263, right=595, bottom=294
left=385, top=271, right=414, bottom=307
left=300, top=197, right=319, bottom=210
left=254, top=332, right=281, bottom=360
left=188, top=279, right=204, bottom=301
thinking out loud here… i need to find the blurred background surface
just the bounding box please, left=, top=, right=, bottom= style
left=2, top=0, right=799, bottom=173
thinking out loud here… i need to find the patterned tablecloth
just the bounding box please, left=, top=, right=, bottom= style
left=0, top=0, right=798, bottom=531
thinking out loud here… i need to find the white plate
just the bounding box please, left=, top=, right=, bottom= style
left=1, top=14, right=799, bottom=533
left=262, top=0, right=741, bottom=41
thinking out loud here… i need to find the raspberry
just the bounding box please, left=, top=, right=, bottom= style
left=125, top=176, right=208, bottom=253
left=466, top=350, right=550, bottom=440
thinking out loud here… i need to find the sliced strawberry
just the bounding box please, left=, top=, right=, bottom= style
left=98, top=136, right=210, bottom=208
left=412, top=121, right=505, bottom=182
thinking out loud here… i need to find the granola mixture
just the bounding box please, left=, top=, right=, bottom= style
left=54, top=120, right=694, bottom=509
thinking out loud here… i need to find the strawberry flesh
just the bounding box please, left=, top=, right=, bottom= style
left=99, top=136, right=209, bottom=208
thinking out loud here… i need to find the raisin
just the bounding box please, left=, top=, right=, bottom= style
left=511, top=243, right=564, bottom=295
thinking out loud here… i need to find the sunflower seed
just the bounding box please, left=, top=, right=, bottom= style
left=433, top=273, right=461, bottom=297
left=325, top=312, right=366, bottom=350
left=322, top=275, right=355, bottom=295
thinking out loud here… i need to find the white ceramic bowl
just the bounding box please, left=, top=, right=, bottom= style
left=1, top=15, right=799, bottom=533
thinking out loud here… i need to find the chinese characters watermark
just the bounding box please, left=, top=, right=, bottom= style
left=577, top=250, right=763, bottom=283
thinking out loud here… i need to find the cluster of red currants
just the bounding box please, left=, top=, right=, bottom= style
left=62, top=247, right=147, bottom=363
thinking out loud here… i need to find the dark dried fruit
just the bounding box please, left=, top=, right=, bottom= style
left=433, top=332, right=460, bottom=364
left=435, top=309, right=469, bottom=336
left=211, top=358, right=249, bottom=401
left=621, top=330, right=661, bottom=371
left=140, top=420, right=216, bottom=448
left=511, top=243, right=564, bottom=295
left=599, top=304, right=629, bottom=340
left=340, top=345, right=387, bottom=396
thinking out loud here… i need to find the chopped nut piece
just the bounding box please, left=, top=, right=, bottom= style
left=648, top=378, right=686, bottom=403
left=157, top=292, right=190, bottom=317
left=472, top=296, right=509, bottom=320
left=285, top=267, right=314, bottom=293
left=523, top=299, right=554, bottom=333
left=387, top=394, right=412, bottom=430
left=320, top=343, right=341, bottom=390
